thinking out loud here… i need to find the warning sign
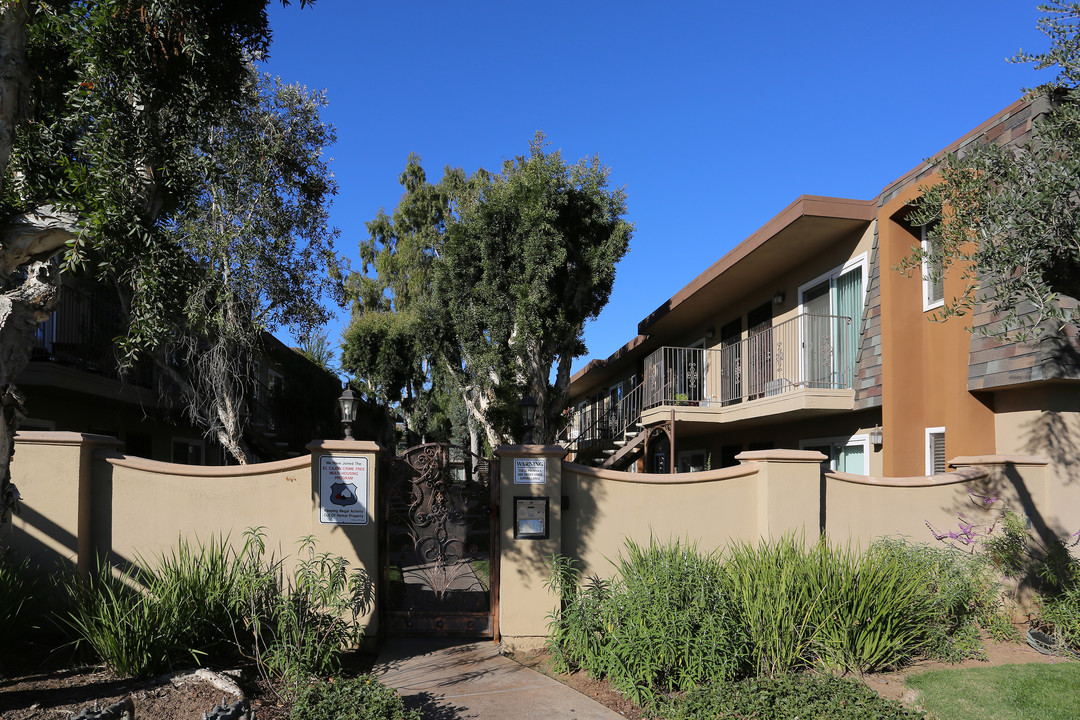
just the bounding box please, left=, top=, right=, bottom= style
left=319, top=456, right=369, bottom=525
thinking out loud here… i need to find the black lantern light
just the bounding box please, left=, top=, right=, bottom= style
left=338, top=386, right=359, bottom=440
left=519, top=394, right=537, bottom=444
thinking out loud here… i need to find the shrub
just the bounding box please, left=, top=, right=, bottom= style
left=807, top=539, right=936, bottom=673
left=722, top=536, right=822, bottom=678
left=602, top=538, right=744, bottom=705
left=0, top=552, right=48, bottom=647
left=662, top=673, right=926, bottom=720
left=290, top=676, right=421, bottom=720
left=544, top=553, right=610, bottom=677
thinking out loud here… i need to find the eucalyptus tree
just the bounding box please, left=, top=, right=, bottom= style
left=154, top=71, right=340, bottom=464
left=903, top=1, right=1080, bottom=341
left=342, top=133, right=633, bottom=451
left=0, top=0, right=314, bottom=522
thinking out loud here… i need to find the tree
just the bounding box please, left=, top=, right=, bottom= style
left=903, top=2, right=1080, bottom=341
left=342, top=133, right=632, bottom=451
left=0, top=1, right=313, bottom=522
left=152, top=69, right=340, bottom=464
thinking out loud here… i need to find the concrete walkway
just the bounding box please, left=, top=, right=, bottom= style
left=373, top=638, right=625, bottom=719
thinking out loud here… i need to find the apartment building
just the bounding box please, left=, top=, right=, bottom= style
left=567, top=95, right=1080, bottom=486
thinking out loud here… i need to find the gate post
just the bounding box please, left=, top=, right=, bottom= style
left=307, top=439, right=383, bottom=645
left=494, top=443, right=567, bottom=651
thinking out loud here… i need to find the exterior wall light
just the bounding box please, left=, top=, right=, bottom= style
left=870, top=424, right=883, bottom=447
left=338, top=386, right=359, bottom=440
left=519, top=394, right=537, bottom=444
left=773, top=290, right=786, bottom=306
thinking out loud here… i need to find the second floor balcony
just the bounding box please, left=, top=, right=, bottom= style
left=641, top=311, right=857, bottom=425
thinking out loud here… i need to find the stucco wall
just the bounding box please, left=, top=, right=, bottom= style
left=9, top=433, right=382, bottom=635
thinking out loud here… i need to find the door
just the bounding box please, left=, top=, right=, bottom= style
left=747, top=302, right=773, bottom=399
left=383, top=443, right=495, bottom=636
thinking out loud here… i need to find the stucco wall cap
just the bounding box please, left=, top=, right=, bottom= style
left=949, top=454, right=1050, bottom=467
left=564, top=461, right=759, bottom=484
left=495, top=444, right=569, bottom=458
left=98, top=450, right=312, bottom=477
left=735, top=449, right=828, bottom=463
left=305, top=440, right=384, bottom=454
left=15, top=431, right=123, bottom=448
left=826, top=467, right=988, bottom=487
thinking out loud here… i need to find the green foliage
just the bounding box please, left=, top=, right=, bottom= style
left=901, top=2, right=1080, bottom=341
left=873, top=537, right=1012, bottom=662
left=290, top=676, right=421, bottom=720
left=662, top=673, right=926, bottom=720
left=907, top=662, right=1080, bottom=720
left=60, top=530, right=371, bottom=695
left=603, top=539, right=744, bottom=705
left=1041, top=580, right=1080, bottom=650
left=807, top=540, right=937, bottom=673
left=343, top=133, right=632, bottom=447
left=545, top=536, right=1018, bottom=709
left=0, top=552, right=47, bottom=646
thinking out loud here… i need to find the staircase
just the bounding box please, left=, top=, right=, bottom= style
left=562, top=382, right=647, bottom=470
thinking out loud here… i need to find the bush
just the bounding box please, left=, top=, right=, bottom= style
left=661, top=673, right=926, bottom=720
left=290, top=676, right=421, bottom=720
left=61, top=529, right=372, bottom=694
left=0, top=552, right=49, bottom=647
left=807, top=539, right=937, bottom=673
left=546, top=538, right=745, bottom=707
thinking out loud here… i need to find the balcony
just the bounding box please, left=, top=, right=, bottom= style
left=641, top=312, right=857, bottom=426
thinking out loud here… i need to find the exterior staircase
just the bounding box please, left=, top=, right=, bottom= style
left=561, top=382, right=647, bottom=470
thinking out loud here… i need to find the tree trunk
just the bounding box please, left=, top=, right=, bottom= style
left=0, top=258, right=61, bottom=525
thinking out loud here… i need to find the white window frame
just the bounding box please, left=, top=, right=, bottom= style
left=800, top=434, right=870, bottom=474
left=925, top=426, right=947, bottom=476
left=797, top=252, right=869, bottom=313
left=796, top=253, right=868, bottom=387
left=922, top=224, right=945, bottom=312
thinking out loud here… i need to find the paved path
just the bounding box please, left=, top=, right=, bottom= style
left=373, top=638, right=625, bottom=719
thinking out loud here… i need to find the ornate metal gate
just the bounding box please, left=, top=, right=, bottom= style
left=382, top=443, right=496, bottom=636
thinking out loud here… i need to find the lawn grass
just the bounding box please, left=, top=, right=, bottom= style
left=906, top=662, right=1080, bottom=720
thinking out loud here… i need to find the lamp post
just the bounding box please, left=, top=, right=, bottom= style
left=338, top=387, right=359, bottom=440
left=519, top=394, right=537, bottom=445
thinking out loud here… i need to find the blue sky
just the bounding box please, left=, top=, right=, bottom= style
left=261, top=0, right=1055, bottom=376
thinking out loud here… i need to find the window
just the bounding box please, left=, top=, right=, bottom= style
left=677, top=449, right=707, bottom=473
left=798, top=254, right=867, bottom=389
left=801, top=435, right=870, bottom=475
left=926, top=427, right=946, bottom=475
left=922, top=223, right=945, bottom=311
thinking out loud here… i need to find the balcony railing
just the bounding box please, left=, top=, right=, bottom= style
left=562, top=381, right=643, bottom=457
left=643, top=312, right=855, bottom=408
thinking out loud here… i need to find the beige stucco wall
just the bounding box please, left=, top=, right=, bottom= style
left=562, top=462, right=761, bottom=578
left=496, top=445, right=566, bottom=651
left=9, top=433, right=382, bottom=637
left=993, top=385, right=1080, bottom=541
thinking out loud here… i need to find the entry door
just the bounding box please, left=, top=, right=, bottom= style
left=383, top=444, right=495, bottom=637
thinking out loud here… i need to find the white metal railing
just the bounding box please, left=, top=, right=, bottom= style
left=642, top=313, right=855, bottom=408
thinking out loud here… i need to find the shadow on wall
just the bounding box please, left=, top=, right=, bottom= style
left=499, top=466, right=610, bottom=589
left=1023, top=410, right=1079, bottom=486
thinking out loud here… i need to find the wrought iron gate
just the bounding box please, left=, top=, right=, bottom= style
left=382, top=443, right=496, bottom=636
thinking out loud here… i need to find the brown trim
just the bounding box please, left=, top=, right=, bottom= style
left=98, top=450, right=311, bottom=477
left=826, top=467, right=988, bottom=488
left=564, top=460, right=759, bottom=484
left=638, top=196, right=875, bottom=334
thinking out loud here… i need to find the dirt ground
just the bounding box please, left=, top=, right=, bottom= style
left=512, top=637, right=1074, bottom=720
left=1, top=638, right=1070, bottom=720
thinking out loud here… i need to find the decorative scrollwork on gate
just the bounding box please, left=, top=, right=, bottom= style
left=385, top=444, right=492, bottom=613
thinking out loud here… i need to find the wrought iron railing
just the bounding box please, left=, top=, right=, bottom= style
left=562, top=381, right=644, bottom=459
left=31, top=286, right=155, bottom=388
left=642, top=312, right=855, bottom=408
